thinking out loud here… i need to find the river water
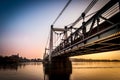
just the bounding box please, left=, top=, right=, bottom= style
left=0, top=62, right=120, bottom=80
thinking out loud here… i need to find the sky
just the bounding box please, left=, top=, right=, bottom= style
left=0, top=0, right=120, bottom=59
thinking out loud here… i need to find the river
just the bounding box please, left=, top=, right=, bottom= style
left=0, top=62, right=120, bottom=80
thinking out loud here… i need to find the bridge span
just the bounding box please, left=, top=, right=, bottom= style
left=43, top=0, right=120, bottom=62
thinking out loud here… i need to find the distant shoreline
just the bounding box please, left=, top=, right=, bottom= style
left=0, top=55, right=43, bottom=64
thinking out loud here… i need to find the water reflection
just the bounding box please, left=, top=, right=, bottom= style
left=0, top=62, right=120, bottom=80
left=0, top=62, right=42, bottom=71
left=71, top=62, right=120, bottom=80
left=43, top=58, right=72, bottom=80
left=0, top=62, right=44, bottom=80
left=0, top=63, right=22, bottom=71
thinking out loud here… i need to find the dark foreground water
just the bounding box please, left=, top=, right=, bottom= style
left=0, top=62, right=120, bottom=80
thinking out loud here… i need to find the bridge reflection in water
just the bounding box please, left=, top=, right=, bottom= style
left=43, top=58, right=72, bottom=80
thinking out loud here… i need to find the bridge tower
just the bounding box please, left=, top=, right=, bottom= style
left=49, top=25, right=68, bottom=62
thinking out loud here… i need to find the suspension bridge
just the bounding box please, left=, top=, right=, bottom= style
left=43, top=0, right=120, bottom=62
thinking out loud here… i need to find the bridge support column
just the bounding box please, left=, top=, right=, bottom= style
left=64, top=26, right=68, bottom=39
left=49, top=25, right=53, bottom=62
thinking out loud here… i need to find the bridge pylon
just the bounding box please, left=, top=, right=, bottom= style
left=49, top=25, right=68, bottom=62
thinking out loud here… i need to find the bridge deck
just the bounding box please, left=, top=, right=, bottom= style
left=52, top=12, right=120, bottom=58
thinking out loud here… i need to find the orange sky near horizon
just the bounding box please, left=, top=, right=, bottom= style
left=71, top=50, right=120, bottom=60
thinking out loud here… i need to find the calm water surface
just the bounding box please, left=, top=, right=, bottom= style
left=0, top=62, right=120, bottom=80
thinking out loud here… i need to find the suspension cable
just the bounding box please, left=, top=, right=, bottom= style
left=71, top=0, right=98, bottom=27
left=66, top=10, right=98, bottom=27
left=52, top=0, right=72, bottom=25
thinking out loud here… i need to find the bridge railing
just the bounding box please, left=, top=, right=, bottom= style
left=51, top=0, right=120, bottom=57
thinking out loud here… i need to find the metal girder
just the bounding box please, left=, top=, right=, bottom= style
left=53, top=28, right=65, bottom=31
left=100, top=16, right=114, bottom=25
